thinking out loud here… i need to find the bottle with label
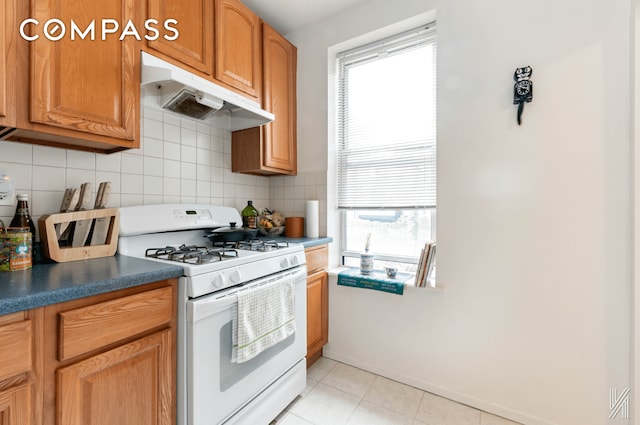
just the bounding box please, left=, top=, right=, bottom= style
left=10, top=194, right=37, bottom=261
left=241, top=200, right=258, bottom=229
left=0, top=218, right=6, bottom=271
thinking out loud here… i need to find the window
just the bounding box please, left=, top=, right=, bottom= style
left=337, top=23, right=436, bottom=271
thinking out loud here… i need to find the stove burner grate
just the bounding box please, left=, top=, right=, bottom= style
left=145, top=244, right=238, bottom=264
left=145, top=246, right=178, bottom=258
left=232, top=239, right=290, bottom=252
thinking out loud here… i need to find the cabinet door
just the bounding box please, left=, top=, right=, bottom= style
left=0, top=310, right=42, bottom=425
left=29, top=0, right=138, bottom=142
left=306, top=270, right=328, bottom=364
left=0, top=318, right=32, bottom=425
left=57, top=330, right=173, bottom=425
left=215, top=0, right=261, bottom=100
left=0, top=0, right=16, bottom=128
left=147, top=0, right=213, bottom=75
left=0, top=385, right=31, bottom=425
left=262, top=23, right=297, bottom=174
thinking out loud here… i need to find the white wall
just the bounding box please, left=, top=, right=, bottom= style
left=437, top=1, right=630, bottom=423
left=291, top=0, right=633, bottom=424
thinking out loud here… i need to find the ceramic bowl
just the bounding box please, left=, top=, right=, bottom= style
left=258, top=226, right=285, bottom=236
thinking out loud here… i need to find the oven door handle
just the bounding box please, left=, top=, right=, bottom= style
left=187, top=266, right=307, bottom=323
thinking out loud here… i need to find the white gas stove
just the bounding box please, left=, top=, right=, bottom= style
left=117, top=204, right=306, bottom=298
left=117, top=204, right=308, bottom=425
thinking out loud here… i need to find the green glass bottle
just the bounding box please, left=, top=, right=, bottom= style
left=241, top=200, right=258, bottom=229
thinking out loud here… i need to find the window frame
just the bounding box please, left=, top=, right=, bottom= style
left=340, top=208, right=436, bottom=266
left=336, top=22, right=437, bottom=267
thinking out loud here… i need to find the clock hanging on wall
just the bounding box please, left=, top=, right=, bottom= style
left=513, top=66, right=533, bottom=125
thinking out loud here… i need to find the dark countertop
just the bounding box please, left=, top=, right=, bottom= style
left=272, top=236, right=333, bottom=248
left=0, top=255, right=184, bottom=315
left=0, top=237, right=332, bottom=316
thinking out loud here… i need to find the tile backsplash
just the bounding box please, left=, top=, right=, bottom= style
left=0, top=107, right=327, bottom=238
left=0, top=107, right=270, bottom=233
left=269, top=172, right=327, bottom=237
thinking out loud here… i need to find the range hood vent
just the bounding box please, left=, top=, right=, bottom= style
left=140, top=52, right=274, bottom=130
left=161, top=85, right=223, bottom=120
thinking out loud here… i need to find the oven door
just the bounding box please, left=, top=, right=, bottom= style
left=186, top=266, right=307, bottom=425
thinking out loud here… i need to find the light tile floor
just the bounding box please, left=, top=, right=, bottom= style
left=271, top=357, right=522, bottom=425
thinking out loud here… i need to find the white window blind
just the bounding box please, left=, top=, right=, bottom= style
left=337, top=23, right=436, bottom=209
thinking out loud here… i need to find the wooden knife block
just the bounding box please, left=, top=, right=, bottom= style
left=38, top=208, right=120, bottom=263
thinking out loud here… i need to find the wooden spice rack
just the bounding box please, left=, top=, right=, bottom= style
left=38, top=208, right=120, bottom=263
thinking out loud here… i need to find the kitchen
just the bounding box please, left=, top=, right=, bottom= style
left=0, top=0, right=636, bottom=425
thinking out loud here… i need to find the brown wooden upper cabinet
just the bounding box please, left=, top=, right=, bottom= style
left=8, top=0, right=141, bottom=152
left=232, top=22, right=297, bottom=175
left=145, top=0, right=260, bottom=102
left=215, top=0, right=262, bottom=100
left=0, top=0, right=16, bottom=131
left=3, top=0, right=294, bottom=156
left=146, top=0, right=213, bottom=76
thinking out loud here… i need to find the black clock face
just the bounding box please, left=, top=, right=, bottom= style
left=516, top=81, right=531, bottom=96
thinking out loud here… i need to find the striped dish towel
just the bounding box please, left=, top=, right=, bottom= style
left=231, top=277, right=296, bottom=363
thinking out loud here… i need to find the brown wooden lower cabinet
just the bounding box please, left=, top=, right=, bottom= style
left=0, top=309, right=42, bottom=425
left=305, top=245, right=328, bottom=367
left=0, top=278, right=177, bottom=425
left=56, top=329, right=173, bottom=425
left=45, top=278, right=177, bottom=425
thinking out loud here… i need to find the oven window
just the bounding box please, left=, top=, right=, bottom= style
left=219, top=321, right=295, bottom=392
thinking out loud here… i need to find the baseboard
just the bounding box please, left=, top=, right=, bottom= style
left=322, top=348, right=556, bottom=425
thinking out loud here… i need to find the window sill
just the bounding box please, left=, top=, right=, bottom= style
left=328, top=267, right=443, bottom=293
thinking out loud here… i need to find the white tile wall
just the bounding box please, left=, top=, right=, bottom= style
left=270, top=170, right=328, bottom=237
left=0, top=107, right=271, bottom=236
left=0, top=107, right=332, bottom=239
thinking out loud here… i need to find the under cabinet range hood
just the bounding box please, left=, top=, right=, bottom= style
left=140, top=52, right=274, bottom=130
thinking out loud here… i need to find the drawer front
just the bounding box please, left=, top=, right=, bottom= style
left=305, top=245, right=328, bottom=275
left=0, top=320, right=32, bottom=381
left=58, top=286, right=174, bottom=361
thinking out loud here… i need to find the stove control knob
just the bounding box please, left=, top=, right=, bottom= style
left=290, top=255, right=300, bottom=266
left=212, top=275, right=225, bottom=289
left=280, top=257, right=290, bottom=268
left=230, top=269, right=242, bottom=283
